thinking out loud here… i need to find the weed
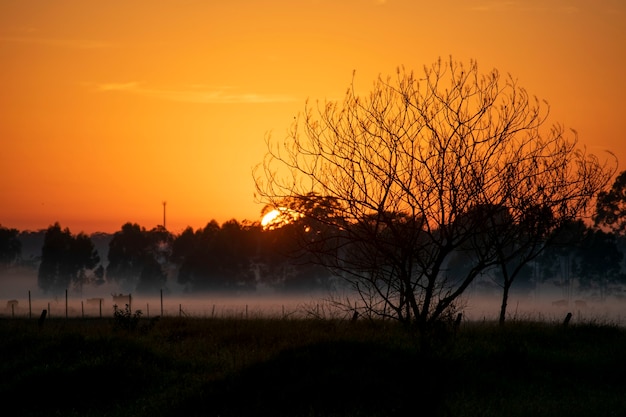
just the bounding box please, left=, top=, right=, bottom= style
left=113, top=303, right=142, bottom=331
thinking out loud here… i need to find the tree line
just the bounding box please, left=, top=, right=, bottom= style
left=1, top=178, right=625, bottom=305
left=0, top=218, right=333, bottom=296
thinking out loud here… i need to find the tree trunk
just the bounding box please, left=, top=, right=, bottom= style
left=499, top=281, right=510, bottom=326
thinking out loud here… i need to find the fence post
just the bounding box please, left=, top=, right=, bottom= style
left=28, top=290, right=32, bottom=319
left=38, top=309, right=47, bottom=329
left=160, top=289, right=163, bottom=317
left=65, top=289, right=68, bottom=319
left=563, top=312, right=573, bottom=327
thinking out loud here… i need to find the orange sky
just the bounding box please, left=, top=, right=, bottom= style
left=1, top=0, right=624, bottom=235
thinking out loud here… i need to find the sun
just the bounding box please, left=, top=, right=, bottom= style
left=261, top=207, right=303, bottom=230
left=261, top=209, right=281, bottom=227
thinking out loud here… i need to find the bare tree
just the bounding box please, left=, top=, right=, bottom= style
left=254, top=57, right=615, bottom=329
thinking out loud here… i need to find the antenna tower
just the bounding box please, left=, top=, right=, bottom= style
left=162, top=201, right=167, bottom=229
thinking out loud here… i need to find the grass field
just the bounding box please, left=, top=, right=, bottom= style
left=1, top=314, right=625, bottom=417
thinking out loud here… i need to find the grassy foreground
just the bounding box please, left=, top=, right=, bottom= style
left=1, top=315, right=625, bottom=417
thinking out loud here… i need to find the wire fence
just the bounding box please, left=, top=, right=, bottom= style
left=2, top=289, right=625, bottom=325
left=0, top=289, right=352, bottom=320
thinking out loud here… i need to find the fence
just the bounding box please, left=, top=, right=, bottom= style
left=1, top=289, right=344, bottom=320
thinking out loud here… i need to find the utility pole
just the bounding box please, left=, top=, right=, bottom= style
left=162, top=201, right=167, bottom=229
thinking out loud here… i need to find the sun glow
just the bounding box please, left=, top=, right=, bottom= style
left=261, top=207, right=303, bottom=230
left=261, top=209, right=281, bottom=227
left=2, top=1, right=624, bottom=235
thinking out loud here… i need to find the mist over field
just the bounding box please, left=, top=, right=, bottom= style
left=2, top=266, right=625, bottom=325
left=0, top=267, right=324, bottom=318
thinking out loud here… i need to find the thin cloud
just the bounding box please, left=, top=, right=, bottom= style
left=94, top=82, right=298, bottom=104
left=468, top=1, right=517, bottom=12
left=0, top=36, right=112, bottom=49
left=97, top=82, right=140, bottom=92
left=468, top=2, right=579, bottom=13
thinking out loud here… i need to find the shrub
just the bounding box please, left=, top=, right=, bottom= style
left=113, top=303, right=142, bottom=331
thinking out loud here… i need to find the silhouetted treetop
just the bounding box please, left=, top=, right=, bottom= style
left=0, top=225, right=21, bottom=267
left=38, top=222, right=100, bottom=294
left=595, top=170, right=626, bottom=235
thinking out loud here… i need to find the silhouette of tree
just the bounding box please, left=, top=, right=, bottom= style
left=255, top=214, right=335, bottom=292
left=173, top=221, right=221, bottom=291
left=258, top=193, right=343, bottom=292
left=17, top=230, right=45, bottom=268
left=477, top=203, right=558, bottom=325
left=255, top=57, right=616, bottom=329
left=595, top=170, right=626, bottom=235
left=213, top=219, right=257, bottom=290
left=106, top=223, right=147, bottom=289
left=136, top=255, right=167, bottom=294
left=172, top=220, right=256, bottom=292
left=534, top=220, right=582, bottom=281
left=0, top=225, right=21, bottom=268
left=38, top=223, right=101, bottom=294
left=573, top=227, right=624, bottom=299
left=106, top=223, right=173, bottom=294
left=256, top=221, right=301, bottom=290
left=171, top=226, right=201, bottom=266
left=136, top=226, right=172, bottom=294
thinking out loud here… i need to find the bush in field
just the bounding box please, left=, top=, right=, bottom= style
left=113, top=303, right=142, bottom=331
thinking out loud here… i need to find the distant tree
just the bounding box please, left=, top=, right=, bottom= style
left=214, top=219, right=257, bottom=290
left=93, top=264, right=105, bottom=285
left=257, top=202, right=337, bottom=292
left=173, top=220, right=257, bottom=292
left=573, top=227, right=624, bottom=300
left=106, top=223, right=147, bottom=289
left=71, top=232, right=103, bottom=292
left=259, top=194, right=339, bottom=291
left=38, top=223, right=101, bottom=294
left=0, top=225, right=21, bottom=268
left=256, top=220, right=301, bottom=290
left=17, top=230, right=45, bottom=268
left=89, top=232, right=112, bottom=268
left=136, top=255, right=167, bottom=294
left=594, top=170, right=626, bottom=235
left=255, top=57, right=616, bottom=329
left=595, top=170, right=626, bottom=276
left=534, top=219, right=588, bottom=298
left=171, top=226, right=200, bottom=266
left=107, top=223, right=173, bottom=294
left=136, top=226, right=172, bottom=294
left=173, top=221, right=220, bottom=291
